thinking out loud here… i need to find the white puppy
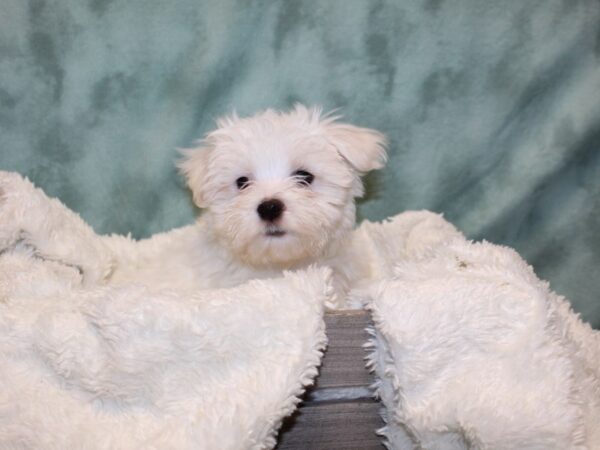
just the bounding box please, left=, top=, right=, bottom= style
left=0, top=105, right=387, bottom=307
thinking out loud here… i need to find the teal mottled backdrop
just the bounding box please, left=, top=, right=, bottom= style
left=1, top=0, right=599, bottom=326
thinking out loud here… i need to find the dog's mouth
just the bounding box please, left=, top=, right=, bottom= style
left=265, top=225, right=286, bottom=237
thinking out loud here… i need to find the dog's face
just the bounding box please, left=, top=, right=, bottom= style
left=179, top=105, right=387, bottom=268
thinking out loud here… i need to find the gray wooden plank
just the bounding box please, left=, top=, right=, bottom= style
left=276, top=400, right=385, bottom=450
left=305, top=386, right=372, bottom=403
left=324, top=310, right=371, bottom=328
left=315, top=310, right=373, bottom=389
left=276, top=311, right=382, bottom=448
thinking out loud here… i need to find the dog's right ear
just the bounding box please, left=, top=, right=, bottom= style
left=177, top=145, right=213, bottom=209
left=178, top=113, right=240, bottom=208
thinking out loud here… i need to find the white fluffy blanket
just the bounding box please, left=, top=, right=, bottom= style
left=363, top=226, right=600, bottom=449
left=1, top=172, right=599, bottom=449
left=0, top=251, right=330, bottom=449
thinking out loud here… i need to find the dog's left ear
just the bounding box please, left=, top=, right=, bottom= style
left=325, top=123, right=388, bottom=173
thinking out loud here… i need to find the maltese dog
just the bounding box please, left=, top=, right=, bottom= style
left=0, top=105, right=387, bottom=307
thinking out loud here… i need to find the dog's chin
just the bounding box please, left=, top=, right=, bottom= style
left=232, top=226, right=325, bottom=268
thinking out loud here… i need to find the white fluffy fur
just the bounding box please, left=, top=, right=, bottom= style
left=0, top=106, right=387, bottom=308
left=0, top=252, right=331, bottom=449
left=363, top=220, right=600, bottom=450
left=175, top=105, right=386, bottom=304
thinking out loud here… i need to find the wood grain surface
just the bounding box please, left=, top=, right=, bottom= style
left=276, top=400, right=384, bottom=449
left=276, top=310, right=385, bottom=449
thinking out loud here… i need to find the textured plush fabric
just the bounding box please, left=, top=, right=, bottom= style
left=0, top=249, right=330, bottom=449
left=1, top=0, right=599, bottom=325
left=363, top=218, right=600, bottom=449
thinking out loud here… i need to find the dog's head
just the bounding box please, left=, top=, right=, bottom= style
left=178, top=105, right=387, bottom=268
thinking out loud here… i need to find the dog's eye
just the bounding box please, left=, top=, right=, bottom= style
left=236, top=176, right=250, bottom=190
left=292, top=170, right=314, bottom=186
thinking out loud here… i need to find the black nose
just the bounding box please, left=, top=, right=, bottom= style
left=257, top=198, right=285, bottom=222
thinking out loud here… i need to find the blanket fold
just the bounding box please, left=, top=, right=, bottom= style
left=365, top=229, right=600, bottom=449
left=0, top=251, right=331, bottom=450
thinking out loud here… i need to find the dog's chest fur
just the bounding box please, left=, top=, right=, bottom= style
left=104, top=219, right=370, bottom=308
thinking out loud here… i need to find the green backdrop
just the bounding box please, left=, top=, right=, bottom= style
left=2, top=0, right=599, bottom=326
